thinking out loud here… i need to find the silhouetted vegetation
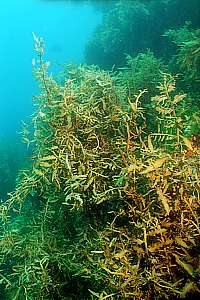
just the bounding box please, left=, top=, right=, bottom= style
left=85, top=0, right=200, bottom=69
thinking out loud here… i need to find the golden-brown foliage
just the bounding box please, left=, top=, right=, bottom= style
left=0, top=36, right=199, bottom=299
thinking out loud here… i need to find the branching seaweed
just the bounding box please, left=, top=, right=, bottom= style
left=0, top=35, right=199, bottom=299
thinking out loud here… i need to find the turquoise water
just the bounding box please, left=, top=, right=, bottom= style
left=0, top=0, right=101, bottom=138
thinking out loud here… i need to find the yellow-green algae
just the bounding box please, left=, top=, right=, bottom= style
left=0, top=35, right=199, bottom=300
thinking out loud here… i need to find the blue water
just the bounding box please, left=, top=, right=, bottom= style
left=0, top=0, right=101, bottom=138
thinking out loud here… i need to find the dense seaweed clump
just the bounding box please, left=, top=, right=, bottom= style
left=0, top=26, right=199, bottom=299
left=164, top=22, right=200, bottom=89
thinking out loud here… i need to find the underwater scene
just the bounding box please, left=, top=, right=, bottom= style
left=0, top=0, right=200, bottom=299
